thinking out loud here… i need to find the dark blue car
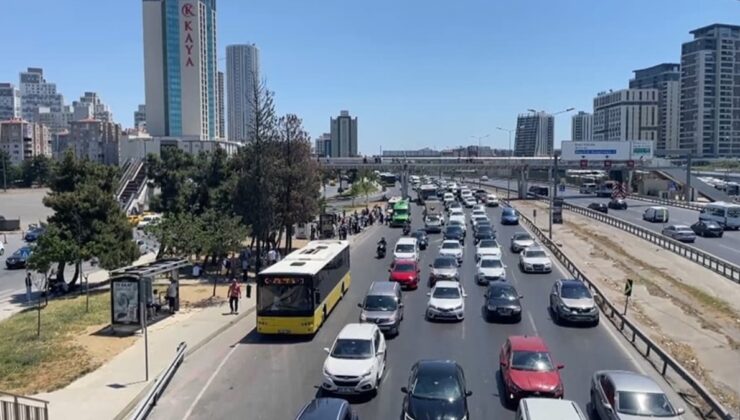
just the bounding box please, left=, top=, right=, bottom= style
left=24, top=227, right=45, bottom=242
left=500, top=208, right=519, bottom=225
left=294, top=398, right=358, bottom=420
left=6, top=246, right=33, bottom=269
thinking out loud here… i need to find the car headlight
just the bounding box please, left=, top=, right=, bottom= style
left=404, top=413, right=415, bottom=420
left=512, top=306, right=521, bottom=312
left=361, top=369, right=373, bottom=378
left=360, top=312, right=367, bottom=321
left=559, top=303, right=571, bottom=312
left=487, top=305, right=497, bottom=311
left=553, top=382, right=564, bottom=393
left=454, top=305, right=463, bottom=310
left=323, top=366, right=331, bottom=376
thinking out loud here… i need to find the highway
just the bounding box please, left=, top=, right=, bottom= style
left=148, top=191, right=690, bottom=420
left=481, top=178, right=740, bottom=263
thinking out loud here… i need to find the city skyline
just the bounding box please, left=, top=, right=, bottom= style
left=0, top=0, right=737, bottom=154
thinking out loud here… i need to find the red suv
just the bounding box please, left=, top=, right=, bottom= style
left=499, top=335, right=564, bottom=405
left=388, top=259, right=420, bottom=289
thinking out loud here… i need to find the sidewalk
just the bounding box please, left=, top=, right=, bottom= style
left=35, top=292, right=256, bottom=420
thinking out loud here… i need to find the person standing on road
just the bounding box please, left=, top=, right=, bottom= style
left=25, top=272, right=32, bottom=303
left=227, top=279, right=241, bottom=314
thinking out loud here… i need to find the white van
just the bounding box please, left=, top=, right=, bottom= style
left=699, top=202, right=740, bottom=229
left=516, top=398, right=587, bottom=420
left=393, top=237, right=419, bottom=261
left=643, top=206, right=669, bottom=223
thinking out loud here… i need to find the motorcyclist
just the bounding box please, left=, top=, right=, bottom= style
left=402, top=221, right=411, bottom=235
left=377, top=237, right=387, bottom=257
left=377, top=237, right=387, bottom=248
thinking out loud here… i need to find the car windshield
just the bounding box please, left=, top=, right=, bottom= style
left=449, top=220, right=463, bottom=226
left=477, top=227, right=493, bottom=234
left=561, top=283, right=591, bottom=299
left=514, top=234, right=532, bottom=241
left=12, top=248, right=31, bottom=257
left=433, top=258, right=456, bottom=269
left=617, top=391, right=676, bottom=417
left=511, top=351, right=554, bottom=371
left=257, top=284, right=313, bottom=313
left=364, top=295, right=397, bottom=311
left=503, top=209, right=516, bottom=216
left=433, top=287, right=460, bottom=299
left=525, top=250, right=546, bottom=258
left=330, top=338, right=373, bottom=359
left=446, top=226, right=462, bottom=234
left=479, top=240, right=498, bottom=248
left=411, top=370, right=462, bottom=400
left=481, top=259, right=502, bottom=268
left=396, top=244, right=415, bottom=253
left=488, top=286, right=517, bottom=300
left=414, top=231, right=426, bottom=239
left=394, top=263, right=416, bottom=272
left=394, top=209, right=409, bottom=217
left=427, top=216, right=440, bottom=223
left=442, top=242, right=460, bottom=250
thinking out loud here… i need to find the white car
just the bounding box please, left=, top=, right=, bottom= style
left=476, top=256, right=506, bottom=284
left=393, top=237, right=419, bottom=261
left=519, top=246, right=552, bottom=273
left=447, top=202, right=463, bottom=214
left=472, top=215, right=489, bottom=230
left=486, top=194, right=500, bottom=207
left=475, top=239, right=502, bottom=261
left=448, top=211, right=466, bottom=227
left=443, top=192, right=455, bottom=207
left=510, top=232, right=536, bottom=253
left=426, top=281, right=466, bottom=321
left=472, top=204, right=486, bottom=213
left=439, top=240, right=464, bottom=264
left=481, top=175, right=489, bottom=182
left=447, top=219, right=467, bottom=235
left=322, top=323, right=386, bottom=395
left=463, top=197, right=477, bottom=208
left=0, top=240, right=4, bottom=256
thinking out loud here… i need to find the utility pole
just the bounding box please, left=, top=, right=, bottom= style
left=549, top=154, right=555, bottom=240
left=496, top=127, right=515, bottom=200
left=685, top=154, right=692, bottom=202
left=1, top=151, right=7, bottom=192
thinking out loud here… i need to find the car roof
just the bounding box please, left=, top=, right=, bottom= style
left=488, top=282, right=515, bottom=291
left=296, top=398, right=349, bottom=420
left=520, top=398, right=585, bottom=419
left=478, top=240, right=499, bottom=247
left=597, top=370, right=665, bottom=394
left=396, top=237, right=417, bottom=245
left=434, top=280, right=460, bottom=288
left=648, top=206, right=667, bottom=210
left=508, top=335, right=549, bottom=352
left=560, top=279, right=586, bottom=288
left=368, top=281, right=400, bottom=295
left=502, top=208, right=516, bottom=214
left=337, top=323, right=377, bottom=340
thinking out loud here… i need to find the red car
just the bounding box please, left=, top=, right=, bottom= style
left=499, top=335, right=564, bottom=404
left=388, top=259, right=420, bottom=289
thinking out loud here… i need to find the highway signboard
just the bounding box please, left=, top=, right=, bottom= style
left=561, top=141, right=655, bottom=162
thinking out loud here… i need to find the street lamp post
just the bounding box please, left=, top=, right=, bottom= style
left=469, top=134, right=490, bottom=187
left=496, top=127, right=515, bottom=199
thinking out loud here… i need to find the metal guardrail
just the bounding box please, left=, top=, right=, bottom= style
left=561, top=202, right=740, bottom=284
left=129, top=342, right=187, bottom=420
left=511, top=205, right=735, bottom=420
left=0, top=391, right=49, bottom=420
left=626, top=194, right=706, bottom=211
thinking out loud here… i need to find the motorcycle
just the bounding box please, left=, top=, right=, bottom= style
left=376, top=243, right=386, bottom=258
left=402, top=224, right=411, bottom=236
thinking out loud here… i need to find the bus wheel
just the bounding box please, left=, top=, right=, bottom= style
left=341, top=282, right=346, bottom=295
left=322, top=306, right=327, bottom=324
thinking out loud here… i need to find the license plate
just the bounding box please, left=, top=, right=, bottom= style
left=498, top=309, right=511, bottom=315
left=277, top=329, right=291, bottom=334
left=337, top=387, right=355, bottom=393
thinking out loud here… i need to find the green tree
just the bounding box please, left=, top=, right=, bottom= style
left=146, top=148, right=195, bottom=214
left=198, top=209, right=249, bottom=295
left=355, top=169, right=379, bottom=206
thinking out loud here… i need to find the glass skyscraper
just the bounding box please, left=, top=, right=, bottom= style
left=143, top=0, right=219, bottom=140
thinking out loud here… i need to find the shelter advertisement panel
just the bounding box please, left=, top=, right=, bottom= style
left=112, top=278, right=140, bottom=325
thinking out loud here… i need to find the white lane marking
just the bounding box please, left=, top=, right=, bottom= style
left=182, top=342, right=240, bottom=420
left=527, top=311, right=539, bottom=335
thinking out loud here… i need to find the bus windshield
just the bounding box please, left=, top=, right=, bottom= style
left=258, top=284, right=313, bottom=313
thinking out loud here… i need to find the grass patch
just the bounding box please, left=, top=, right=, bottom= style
left=0, top=291, right=110, bottom=394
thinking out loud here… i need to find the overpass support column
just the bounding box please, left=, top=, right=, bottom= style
left=401, top=163, right=409, bottom=200
left=518, top=167, right=529, bottom=199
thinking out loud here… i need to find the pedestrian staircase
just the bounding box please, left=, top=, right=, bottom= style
left=656, top=167, right=733, bottom=202
left=117, top=160, right=148, bottom=215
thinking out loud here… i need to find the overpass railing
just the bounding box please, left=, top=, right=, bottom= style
left=0, top=391, right=49, bottom=420
left=510, top=204, right=735, bottom=420
left=626, top=194, right=705, bottom=211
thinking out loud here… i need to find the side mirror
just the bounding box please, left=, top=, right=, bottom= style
left=377, top=350, right=385, bottom=356
left=463, top=293, right=468, bottom=298
left=519, top=295, right=524, bottom=299
left=401, top=386, right=409, bottom=394
left=399, top=302, right=404, bottom=308
left=465, top=390, right=473, bottom=397
left=323, top=347, right=331, bottom=354
left=357, top=302, right=363, bottom=308
left=426, top=292, right=431, bottom=296
left=429, top=264, right=433, bottom=267
left=388, top=269, right=391, bottom=272
left=676, top=408, right=685, bottom=415
left=557, top=364, right=565, bottom=370
left=500, top=361, right=508, bottom=368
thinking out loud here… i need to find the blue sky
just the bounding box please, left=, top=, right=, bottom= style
left=1, top=0, right=737, bottom=154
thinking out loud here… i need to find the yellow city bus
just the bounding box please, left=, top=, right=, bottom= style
left=257, top=240, right=351, bottom=335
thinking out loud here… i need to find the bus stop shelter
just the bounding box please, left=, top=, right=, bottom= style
left=109, top=258, right=189, bottom=334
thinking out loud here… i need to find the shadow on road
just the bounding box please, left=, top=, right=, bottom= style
left=239, top=327, right=315, bottom=345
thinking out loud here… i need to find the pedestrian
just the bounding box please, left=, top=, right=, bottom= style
left=267, top=248, right=277, bottom=266
left=25, top=272, right=32, bottom=303
left=241, top=255, right=249, bottom=282
left=227, top=279, right=241, bottom=314
left=166, top=279, right=178, bottom=314
left=310, top=224, right=316, bottom=241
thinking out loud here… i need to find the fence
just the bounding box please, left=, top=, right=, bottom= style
left=0, top=392, right=48, bottom=420
left=512, top=207, right=735, bottom=420
left=128, top=342, right=186, bottom=420
left=626, top=194, right=705, bottom=211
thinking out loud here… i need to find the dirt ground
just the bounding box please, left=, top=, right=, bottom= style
left=509, top=199, right=740, bottom=411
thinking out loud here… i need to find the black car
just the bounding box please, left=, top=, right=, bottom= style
left=401, top=360, right=471, bottom=420
left=294, top=397, right=358, bottom=420
left=691, top=220, right=724, bottom=238
left=500, top=208, right=519, bottom=225
left=484, top=282, right=522, bottom=322
left=473, top=220, right=492, bottom=233
left=443, top=225, right=465, bottom=243
left=24, top=227, right=45, bottom=242
left=587, top=202, right=608, bottom=213
left=5, top=246, right=32, bottom=269
left=474, top=226, right=496, bottom=244
left=474, top=189, right=487, bottom=200
left=607, top=198, right=628, bottom=210
left=413, top=229, right=429, bottom=250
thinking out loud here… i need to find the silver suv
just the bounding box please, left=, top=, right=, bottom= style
left=358, top=282, right=404, bottom=335
left=549, top=279, right=599, bottom=326
left=429, top=256, right=460, bottom=286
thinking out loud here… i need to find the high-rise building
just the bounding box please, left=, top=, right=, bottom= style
left=0, top=119, right=51, bottom=165
left=314, top=133, right=331, bottom=157
left=330, top=111, right=358, bottom=157
left=134, top=104, right=147, bottom=131
left=143, top=0, right=219, bottom=140
left=19, top=68, right=66, bottom=133
left=630, top=63, right=680, bottom=151
left=217, top=70, right=225, bottom=139
left=679, top=24, right=740, bottom=158
left=593, top=89, right=658, bottom=142
left=571, top=111, right=593, bottom=141
left=60, top=119, right=122, bottom=165
left=71, top=92, right=113, bottom=122
left=514, top=112, right=553, bottom=156
left=226, top=44, right=260, bottom=142
left=0, top=83, right=22, bottom=122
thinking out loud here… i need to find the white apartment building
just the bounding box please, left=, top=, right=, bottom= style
left=593, top=89, right=658, bottom=142
left=0, top=83, right=22, bottom=122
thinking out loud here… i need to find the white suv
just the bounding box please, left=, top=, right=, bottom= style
left=322, top=323, right=387, bottom=395
left=394, top=237, right=419, bottom=261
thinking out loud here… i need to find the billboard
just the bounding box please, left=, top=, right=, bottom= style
left=561, top=141, right=654, bottom=162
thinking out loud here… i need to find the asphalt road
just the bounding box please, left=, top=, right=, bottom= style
left=482, top=178, right=739, bottom=263
left=149, top=193, right=691, bottom=420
